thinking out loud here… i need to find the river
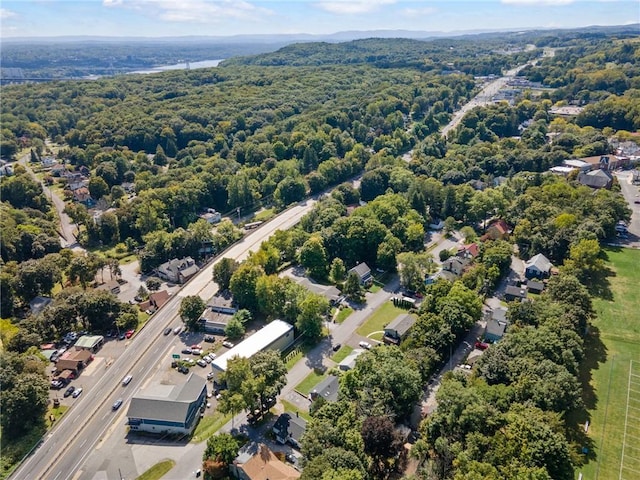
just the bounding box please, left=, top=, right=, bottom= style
left=129, top=59, right=224, bottom=75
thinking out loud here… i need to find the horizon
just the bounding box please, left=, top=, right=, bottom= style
left=1, top=0, right=638, bottom=39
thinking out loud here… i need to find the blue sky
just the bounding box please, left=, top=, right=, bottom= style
left=1, top=1, right=638, bottom=38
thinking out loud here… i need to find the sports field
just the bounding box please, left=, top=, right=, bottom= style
left=580, top=248, right=640, bottom=480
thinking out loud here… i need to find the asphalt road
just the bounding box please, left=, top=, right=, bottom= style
left=18, top=153, right=79, bottom=249
left=441, top=61, right=535, bottom=138
left=10, top=200, right=317, bottom=480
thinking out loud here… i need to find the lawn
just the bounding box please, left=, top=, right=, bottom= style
left=281, top=399, right=312, bottom=422
left=580, top=247, right=640, bottom=480
left=46, top=404, right=69, bottom=428
left=135, top=460, right=176, bottom=480
left=253, top=208, right=276, bottom=222
left=331, top=345, right=354, bottom=363
left=191, top=411, right=232, bottom=443
left=356, top=301, right=405, bottom=338
left=335, top=307, right=354, bottom=324
left=295, top=370, right=326, bottom=396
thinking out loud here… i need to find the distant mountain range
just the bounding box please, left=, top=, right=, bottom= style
left=3, top=24, right=638, bottom=44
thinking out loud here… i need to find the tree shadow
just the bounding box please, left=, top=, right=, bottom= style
left=587, top=264, right=615, bottom=301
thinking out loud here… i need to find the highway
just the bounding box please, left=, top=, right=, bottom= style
left=10, top=200, right=316, bottom=480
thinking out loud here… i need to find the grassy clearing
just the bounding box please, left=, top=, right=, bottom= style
left=335, top=307, right=354, bottom=324
left=191, top=411, right=232, bottom=443
left=295, top=370, right=326, bottom=396
left=356, top=301, right=405, bottom=337
left=331, top=345, right=354, bottom=363
left=46, top=404, right=69, bottom=428
left=137, top=310, right=151, bottom=328
left=253, top=208, right=275, bottom=222
left=281, top=400, right=312, bottom=422
left=580, top=248, right=640, bottom=480
left=135, top=460, right=176, bottom=480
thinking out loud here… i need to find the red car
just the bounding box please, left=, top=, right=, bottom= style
left=474, top=341, right=489, bottom=350
left=125, top=329, right=135, bottom=339
left=190, top=344, right=202, bottom=350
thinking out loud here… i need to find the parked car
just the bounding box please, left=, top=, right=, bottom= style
left=72, top=387, right=83, bottom=398
left=118, top=332, right=126, bottom=341
left=190, top=344, right=202, bottom=350
left=474, top=341, right=490, bottom=350
left=112, top=399, right=123, bottom=411
left=191, top=348, right=203, bottom=356
left=64, top=386, right=75, bottom=397
left=197, top=359, right=207, bottom=368
left=207, top=372, right=215, bottom=380
left=332, top=343, right=341, bottom=352
left=222, top=341, right=234, bottom=348
left=181, top=348, right=193, bottom=355
left=50, top=380, right=64, bottom=390
left=204, top=335, right=215, bottom=343
left=125, top=329, right=135, bottom=339
left=163, top=327, right=172, bottom=335
left=122, top=375, right=133, bottom=386
left=178, top=365, right=190, bottom=374
left=359, top=341, right=372, bottom=350
left=203, top=355, right=212, bottom=364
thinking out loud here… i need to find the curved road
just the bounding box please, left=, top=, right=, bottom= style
left=10, top=200, right=317, bottom=480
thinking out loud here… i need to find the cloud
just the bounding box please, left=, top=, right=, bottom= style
left=103, top=0, right=270, bottom=23
left=501, top=0, right=575, bottom=5
left=402, top=6, right=437, bottom=16
left=314, top=0, right=397, bottom=15
left=0, top=8, right=17, bottom=19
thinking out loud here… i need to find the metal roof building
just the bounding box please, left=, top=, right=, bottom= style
left=211, top=320, right=294, bottom=377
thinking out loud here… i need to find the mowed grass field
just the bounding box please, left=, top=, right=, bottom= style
left=581, top=248, right=640, bottom=480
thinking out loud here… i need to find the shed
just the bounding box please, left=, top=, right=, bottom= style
left=527, top=280, right=544, bottom=294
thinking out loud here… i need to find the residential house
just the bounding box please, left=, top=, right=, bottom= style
left=578, top=155, right=627, bottom=171
left=41, top=156, right=57, bottom=168
left=200, top=209, right=221, bottom=224
left=484, top=307, right=508, bottom=342
left=348, top=262, right=373, bottom=286
left=157, top=257, right=199, bottom=284
left=121, top=182, right=136, bottom=193
left=578, top=169, right=613, bottom=189
left=310, top=375, right=339, bottom=403
left=493, top=176, right=508, bottom=187
left=383, top=314, right=417, bottom=345
left=73, top=186, right=93, bottom=205
left=138, top=290, right=170, bottom=313
left=231, top=443, right=300, bottom=480
left=456, top=243, right=479, bottom=259
left=29, top=296, right=53, bottom=315
left=525, top=253, right=553, bottom=279
left=504, top=284, right=527, bottom=302
left=442, top=256, right=469, bottom=276
left=485, top=219, right=510, bottom=240
left=51, top=164, right=66, bottom=177
left=273, top=412, right=307, bottom=448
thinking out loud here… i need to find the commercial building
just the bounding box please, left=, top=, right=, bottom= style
left=74, top=335, right=104, bottom=353
left=126, top=373, right=207, bottom=435
left=211, top=320, right=294, bottom=378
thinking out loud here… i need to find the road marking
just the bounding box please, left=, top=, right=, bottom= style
left=53, top=472, right=62, bottom=480
left=79, top=439, right=86, bottom=448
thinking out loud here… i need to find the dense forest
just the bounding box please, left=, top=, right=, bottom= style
left=1, top=26, right=640, bottom=480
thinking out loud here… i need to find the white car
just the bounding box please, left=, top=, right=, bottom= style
left=222, top=341, right=234, bottom=348
left=197, top=359, right=207, bottom=368
left=72, top=387, right=83, bottom=398
left=359, top=341, right=372, bottom=350
left=203, top=355, right=212, bottom=364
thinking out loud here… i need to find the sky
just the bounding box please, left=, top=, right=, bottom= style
left=0, top=0, right=638, bottom=38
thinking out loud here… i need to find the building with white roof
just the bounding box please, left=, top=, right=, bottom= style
left=211, top=320, right=294, bottom=378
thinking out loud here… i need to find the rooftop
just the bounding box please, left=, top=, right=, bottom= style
left=126, top=373, right=206, bottom=423
left=212, top=320, right=293, bottom=372
left=311, top=375, right=339, bottom=402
